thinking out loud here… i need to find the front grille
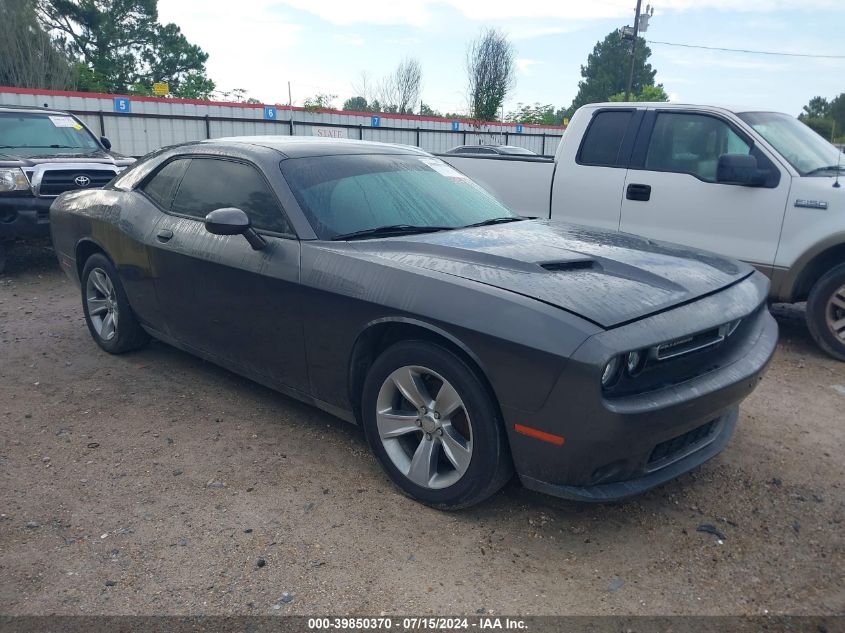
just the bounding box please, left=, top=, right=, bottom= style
left=647, top=419, right=717, bottom=470
left=38, top=169, right=116, bottom=196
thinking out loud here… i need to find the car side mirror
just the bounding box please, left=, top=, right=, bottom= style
left=100, top=136, right=112, bottom=150
left=204, top=207, right=266, bottom=250
left=717, top=153, right=767, bottom=186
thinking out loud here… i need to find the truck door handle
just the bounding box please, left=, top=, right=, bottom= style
left=626, top=183, right=651, bottom=201
left=156, top=229, right=174, bottom=242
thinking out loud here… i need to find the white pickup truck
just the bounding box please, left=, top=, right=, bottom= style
left=440, top=102, right=845, bottom=360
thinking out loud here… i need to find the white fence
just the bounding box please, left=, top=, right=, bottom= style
left=0, top=87, right=566, bottom=158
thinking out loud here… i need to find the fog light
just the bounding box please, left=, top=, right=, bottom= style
left=601, top=356, right=621, bottom=388
left=626, top=350, right=645, bottom=375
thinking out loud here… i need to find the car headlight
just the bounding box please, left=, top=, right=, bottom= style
left=0, top=168, right=31, bottom=193
left=626, top=349, right=646, bottom=376
left=601, top=355, right=621, bottom=388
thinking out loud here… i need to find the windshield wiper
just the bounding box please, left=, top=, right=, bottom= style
left=331, top=224, right=453, bottom=241
left=0, top=145, right=78, bottom=149
left=462, top=216, right=526, bottom=229
left=805, top=164, right=845, bottom=175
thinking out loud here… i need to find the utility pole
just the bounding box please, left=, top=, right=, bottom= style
left=624, top=0, right=643, bottom=102
left=287, top=81, right=292, bottom=106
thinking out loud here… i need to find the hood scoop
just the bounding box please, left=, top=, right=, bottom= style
left=539, top=259, right=597, bottom=272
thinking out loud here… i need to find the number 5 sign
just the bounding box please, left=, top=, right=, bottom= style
left=113, top=97, right=131, bottom=113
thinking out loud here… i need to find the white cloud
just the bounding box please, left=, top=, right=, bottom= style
left=268, top=0, right=843, bottom=26
left=333, top=34, right=366, bottom=46
left=158, top=0, right=303, bottom=101
left=516, top=58, right=542, bottom=75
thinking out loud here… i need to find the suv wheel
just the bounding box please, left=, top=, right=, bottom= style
left=361, top=340, right=513, bottom=509
left=806, top=262, right=845, bottom=361
left=81, top=253, right=149, bottom=353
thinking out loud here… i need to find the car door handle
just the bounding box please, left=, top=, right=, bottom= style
left=156, top=229, right=174, bottom=242
left=626, top=183, right=651, bottom=201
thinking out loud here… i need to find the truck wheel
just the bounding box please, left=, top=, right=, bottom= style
left=806, top=263, right=845, bottom=361
left=81, top=253, right=149, bottom=354
left=361, top=340, right=513, bottom=509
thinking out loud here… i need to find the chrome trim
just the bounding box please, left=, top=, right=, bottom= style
left=30, top=163, right=120, bottom=198
left=652, top=318, right=742, bottom=362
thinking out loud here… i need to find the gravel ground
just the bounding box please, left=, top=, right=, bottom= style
left=0, top=242, right=843, bottom=616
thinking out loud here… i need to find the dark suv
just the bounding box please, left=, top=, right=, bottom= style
left=0, top=105, right=134, bottom=272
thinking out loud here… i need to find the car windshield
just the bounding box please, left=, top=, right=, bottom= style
left=737, top=111, right=843, bottom=175
left=498, top=146, right=537, bottom=155
left=280, top=154, right=517, bottom=240
left=0, top=112, right=100, bottom=156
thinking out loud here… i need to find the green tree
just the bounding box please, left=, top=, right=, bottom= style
left=567, top=29, right=657, bottom=117
left=0, top=0, right=74, bottom=89
left=302, top=93, right=337, bottom=110
left=505, top=103, right=558, bottom=125
left=343, top=96, right=369, bottom=112
left=609, top=84, right=668, bottom=102
left=37, top=0, right=214, bottom=98
left=420, top=102, right=442, bottom=117
left=466, top=28, right=515, bottom=121
left=801, top=96, right=830, bottom=119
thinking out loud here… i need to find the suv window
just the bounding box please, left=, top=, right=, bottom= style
left=578, top=110, right=632, bottom=167
left=170, top=158, right=290, bottom=233
left=141, top=159, right=190, bottom=209
left=645, top=112, right=751, bottom=181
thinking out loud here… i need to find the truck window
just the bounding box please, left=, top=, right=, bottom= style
left=644, top=113, right=751, bottom=182
left=577, top=111, right=633, bottom=167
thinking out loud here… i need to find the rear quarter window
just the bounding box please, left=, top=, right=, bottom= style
left=577, top=110, right=633, bottom=167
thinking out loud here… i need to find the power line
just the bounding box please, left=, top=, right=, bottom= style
left=647, top=40, right=845, bottom=59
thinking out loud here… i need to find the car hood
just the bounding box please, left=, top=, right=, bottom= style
left=0, top=149, right=133, bottom=167
left=349, top=220, right=754, bottom=328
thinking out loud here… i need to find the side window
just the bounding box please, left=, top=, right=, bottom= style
left=140, top=159, right=190, bottom=209
left=170, top=158, right=290, bottom=233
left=645, top=113, right=752, bottom=182
left=578, top=110, right=633, bottom=167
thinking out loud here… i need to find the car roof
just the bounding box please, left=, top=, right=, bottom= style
left=200, top=136, right=431, bottom=159
left=582, top=102, right=784, bottom=116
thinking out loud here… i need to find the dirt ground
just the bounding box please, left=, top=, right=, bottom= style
left=0, top=241, right=843, bottom=617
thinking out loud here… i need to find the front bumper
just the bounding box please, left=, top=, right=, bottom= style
left=503, top=272, right=777, bottom=502
left=0, top=195, right=52, bottom=241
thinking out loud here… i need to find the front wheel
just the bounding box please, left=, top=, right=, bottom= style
left=806, top=263, right=845, bottom=361
left=361, top=340, right=512, bottom=509
left=81, top=253, right=149, bottom=354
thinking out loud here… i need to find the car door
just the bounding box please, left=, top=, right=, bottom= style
left=144, top=155, right=308, bottom=392
left=619, top=109, right=790, bottom=269
left=552, top=108, right=642, bottom=230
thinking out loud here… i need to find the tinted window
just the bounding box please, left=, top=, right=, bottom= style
left=171, top=158, right=289, bottom=233
left=280, top=154, right=516, bottom=240
left=578, top=111, right=632, bottom=167
left=645, top=113, right=751, bottom=181
left=141, top=159, right=190, bottom=209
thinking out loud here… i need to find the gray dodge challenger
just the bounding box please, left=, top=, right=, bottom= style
left=49, top=137, right=778, bottom=509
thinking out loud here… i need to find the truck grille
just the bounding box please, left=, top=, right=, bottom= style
left=37, top=169, right=116, bottom=197
left=647, top=419, right=717, bottom=470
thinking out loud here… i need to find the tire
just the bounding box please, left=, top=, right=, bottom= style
left=0, top=242, right=6, bottom=275
left=806, top=262, right=845, bottom=361
left=80, top=253, right=149, bottom=354
left=361, top=340, right=513, bottom=510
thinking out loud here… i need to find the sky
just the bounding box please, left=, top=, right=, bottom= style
left=156, top=0, right=845, bottom=117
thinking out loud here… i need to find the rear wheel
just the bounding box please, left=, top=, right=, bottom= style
left=806, top=263, right=845, bottom=361
left=81, top=253, right=149, bottom=354
left=361, top=340, right=512, bottom=509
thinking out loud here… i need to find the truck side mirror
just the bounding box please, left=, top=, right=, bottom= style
left=717, top=154, right=767, bottom=186
left=100, top=136, right=112, bottom=150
